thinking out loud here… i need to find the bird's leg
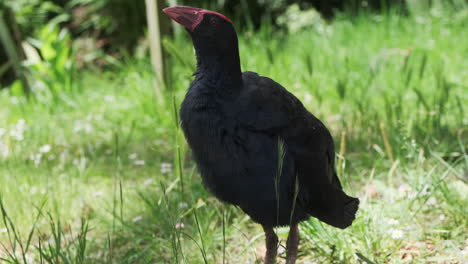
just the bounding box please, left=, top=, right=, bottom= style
left=285, top=223, right=300, bottom=264
left=262, top=225, right=278, bottom=264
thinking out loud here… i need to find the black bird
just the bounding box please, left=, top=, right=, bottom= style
left=163, top=6, right=359, bottom=264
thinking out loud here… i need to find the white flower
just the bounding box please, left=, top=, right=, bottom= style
left=303, top=93, right=312, bottom=104
left=0, top=228, right=7, bottom=233
left=129, top=153, right=138, bottom=160
left=398, top=184, right=417, bottom=198
left=387, top=218, right=399, bottom=226
left=398, top=184, right=411, bottom=194
left=73, top=122, right=80, bottom=132
left=59, top=151, right=68, bottom=163
left=178, top=202, right=189, bottom=209
left=39, top=144, right=51, bottom=153
left=388, top=228, right=404, bottom=239
left=197, top=198, right=205, bottom=207
left=30, top=153, right=42, bottom=166
left=134, top=160, right=145, bottom=166
left=92, top=191, right=104, bottom=198
left=16, top=119, right=26, bottom=128
left=439, top=214, right=445, bottom=221
left=11, top=132, right=24, bottom=141
left=10, top=120, right=26, bottom=141
left=175, top=222, right=184, bottom=229
left=0, top=141, right=10, bottom=158
left=30, top=186, right=38, bottom=195
left=132, top=216, right=143, bottom=223
left=84, top=123, right=93, bottom=133
left=10, top=97, right=19, bottom=104
left=160, top=163, right=172, bottom=174
left=73, top=157, right=87, bottom=170
left=104, top=95, right=114, bottom=102
left=427, top=197, right=438, bottom=206
left=143, top=178, right=153, bottom=186
left=74, top=120, right=93, bottom=134
left=94, top=114, right=103, bottom=121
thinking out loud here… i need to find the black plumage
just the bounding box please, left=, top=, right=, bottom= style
left=163, top=6, right=359, bottom=264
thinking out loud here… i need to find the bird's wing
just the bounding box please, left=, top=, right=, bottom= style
left=238, top=72, right=300, bottom=132
left=238, top=71, right=359, bottom=228
left=239, top=71, right=336, bottom=182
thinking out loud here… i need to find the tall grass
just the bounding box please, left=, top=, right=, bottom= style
left=0, top=4, right=467, bottom=263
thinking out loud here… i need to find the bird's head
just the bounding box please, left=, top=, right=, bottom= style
left=163, top=6, right=238, bottom=57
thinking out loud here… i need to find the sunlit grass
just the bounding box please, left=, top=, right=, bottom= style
left=0, top=5, right=467, bottom=264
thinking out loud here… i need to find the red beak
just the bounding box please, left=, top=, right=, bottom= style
left=163, top=6, right=205, bottom=32
left=163, top=6, right=232, bottom=32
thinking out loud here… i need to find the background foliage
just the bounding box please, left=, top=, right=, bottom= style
left=2, top=0, right=416, bottom=55
left=0, top=0, right=466, bottom=263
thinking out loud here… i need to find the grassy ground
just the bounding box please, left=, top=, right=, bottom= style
left=0, top=5, right=467, bottom=264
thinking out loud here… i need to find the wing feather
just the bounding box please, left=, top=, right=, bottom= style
left=238, top=72, right=359, bottom=228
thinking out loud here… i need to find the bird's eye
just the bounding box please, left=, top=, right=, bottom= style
left=210, top=18, right=219, bottom=27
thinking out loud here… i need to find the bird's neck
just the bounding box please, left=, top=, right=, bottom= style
left=194, top=48, right=242, bottom=95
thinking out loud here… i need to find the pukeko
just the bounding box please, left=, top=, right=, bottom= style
left=163, top=6, right=359, bottom=264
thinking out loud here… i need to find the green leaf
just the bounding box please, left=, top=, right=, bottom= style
left=355, top=252, right=378, bottom=264
left=10, top=80, right=24, bottom=97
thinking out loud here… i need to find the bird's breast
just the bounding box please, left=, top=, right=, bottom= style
left=179, top=93, right=294, bottom=211
left=180, top=102, right=243, bottom=162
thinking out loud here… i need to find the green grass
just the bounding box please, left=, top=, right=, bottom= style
left=0, top=5, right=467, bottom=264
